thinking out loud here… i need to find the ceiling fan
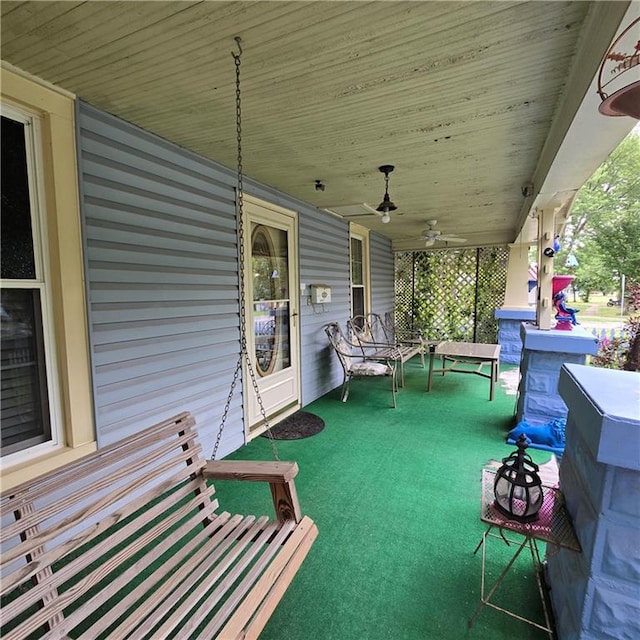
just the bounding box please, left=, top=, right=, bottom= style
left=324, top=202, right=405, bottom=222
left=421, top=220, right=467, bottom=247
left=323, top=164, right=401, bottom=223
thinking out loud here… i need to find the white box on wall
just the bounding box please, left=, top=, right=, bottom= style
left=310, top=285, right=331, bottom=304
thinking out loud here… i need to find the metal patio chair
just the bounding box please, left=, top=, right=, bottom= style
left=348, top=314, right=422, bottom=387
left=323, top=321, right=397, bottom=408
left=383, top=310, right=441, bottom=366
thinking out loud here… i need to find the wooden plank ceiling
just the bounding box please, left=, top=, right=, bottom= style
left=1, top=1, right=600, bottom=249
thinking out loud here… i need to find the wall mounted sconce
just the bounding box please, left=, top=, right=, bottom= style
left=521, top=182, right=534, bottom=198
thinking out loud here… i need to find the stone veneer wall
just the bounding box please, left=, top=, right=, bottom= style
left=494, top=308, right=536, bottom=365
left=516, top=325, right=598, bottom=426
left=546, top=364, right=640, bottom=640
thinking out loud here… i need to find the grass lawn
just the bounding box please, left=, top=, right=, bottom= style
left=566, top=293, right=629, bottom=324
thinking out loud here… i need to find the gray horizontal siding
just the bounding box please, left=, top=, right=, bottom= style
left=370, top=232, right=394, bottom=316
left=78, top=101, right=351, bottom=454
left=299, top=212, right=351, bottom=404
left=78, top=102, right=244, bottom=456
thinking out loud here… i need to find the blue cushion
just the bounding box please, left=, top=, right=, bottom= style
left=507, top=418, right=566, bottom=454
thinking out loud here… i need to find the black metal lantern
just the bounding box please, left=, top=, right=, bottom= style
left=493, top=434, right=543, bottom=523
left=375, top=165, right=397, bottom=223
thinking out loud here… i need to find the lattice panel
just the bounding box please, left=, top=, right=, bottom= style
left=394, top=247, right=508, bottom=343
left=476, top=247, right=508, bottom=343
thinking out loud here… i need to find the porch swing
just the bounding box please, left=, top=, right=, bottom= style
left=192, top=34, right=319, bottom=634
left=203, top=35, right=318, bottom=524
left=0, top=37, right=317, bottom=640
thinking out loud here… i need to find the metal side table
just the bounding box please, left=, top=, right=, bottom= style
left=468, top=468, right=581, bottom=638
left=427, top=341, right=501, bottom=400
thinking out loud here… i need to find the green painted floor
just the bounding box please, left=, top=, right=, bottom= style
left=214, top=359, right=554, bottom=640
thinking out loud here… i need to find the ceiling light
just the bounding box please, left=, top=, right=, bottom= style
left=376, top=165, right=397, bottom=221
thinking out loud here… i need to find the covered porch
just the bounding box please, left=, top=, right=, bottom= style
left=1, top=2, right=639, bottom=638
left=2, top=1, right=636, bottom=466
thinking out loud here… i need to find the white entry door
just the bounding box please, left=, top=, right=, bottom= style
left=243, top=196, right=300, bottom=438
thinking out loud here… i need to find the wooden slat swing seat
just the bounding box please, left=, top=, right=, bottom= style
left=0, top=412, right=318, bottom=640
left=0, top=37, right=317, bottom=640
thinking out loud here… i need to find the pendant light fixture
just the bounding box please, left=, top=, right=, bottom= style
left=376, top=165, right=397, bottom=224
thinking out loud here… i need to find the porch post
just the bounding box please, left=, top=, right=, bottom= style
left=515, top=324, right=598, bottom=426
left=503, top=243, right=531, bottom=309
left=494, top=243, right=536, bottom=364
left=546, top=364, right=640, bottom=640
left=536, top=207, right=555, bottom=330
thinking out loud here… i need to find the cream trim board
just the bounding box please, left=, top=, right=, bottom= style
left=349, top=223, right=371, bottom=316
left=1, top=60, right=76, bottom=100
left=241, top=195, right=301, bottom=440
left=243, top=193, right=300, bottom=220
left=1, top=67, right=94, bottom=489
left=0, top=442, right=98, bottom=492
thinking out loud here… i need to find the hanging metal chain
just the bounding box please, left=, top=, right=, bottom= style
left=212, top=37, right=279, bottom=461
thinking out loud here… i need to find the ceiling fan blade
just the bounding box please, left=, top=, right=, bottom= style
left=438, top=236, right=467, bottom=243
left=424, top=238, right=436, bottom=247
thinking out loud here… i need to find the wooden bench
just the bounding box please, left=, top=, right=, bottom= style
left=0, top=412, right=318, bottom=640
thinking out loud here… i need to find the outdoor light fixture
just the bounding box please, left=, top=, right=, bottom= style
left=596, top=17, right=640, bottom=119
left=493, top=434, right=543, bottom=523
left=376, top=165, right=397, bottom=223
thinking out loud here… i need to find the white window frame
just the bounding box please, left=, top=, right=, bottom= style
left=349, top=223, right=371, bottom=319
left=1, top=104, right=64, bottom=462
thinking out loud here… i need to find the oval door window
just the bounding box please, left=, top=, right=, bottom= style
left=251, top=225, right=290, bottom=377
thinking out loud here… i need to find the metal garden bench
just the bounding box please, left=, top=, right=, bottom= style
left=348, top=313, right=423, bottom=387
left=324, top=321, right=398, bottom=407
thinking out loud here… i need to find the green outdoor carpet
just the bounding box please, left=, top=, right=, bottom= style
left=213, top=359, right=554, bottom=640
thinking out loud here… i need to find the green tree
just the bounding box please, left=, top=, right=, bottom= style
left=567, top=131, right=640, bottom=289
left=568, top=243, right=615, bottom=301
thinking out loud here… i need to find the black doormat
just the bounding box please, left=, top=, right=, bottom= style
left=262, top=411, right=325, bottom=440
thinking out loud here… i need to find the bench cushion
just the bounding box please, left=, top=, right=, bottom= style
left=350, top=361, right=393, bottom=376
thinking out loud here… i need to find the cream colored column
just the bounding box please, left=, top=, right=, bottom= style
left=536, top=207, right=555, bottom=330
left=503, top=243, right=532, bottom=309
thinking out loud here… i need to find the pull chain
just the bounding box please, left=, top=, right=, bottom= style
left=212, top=37, right=279, bottom=462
